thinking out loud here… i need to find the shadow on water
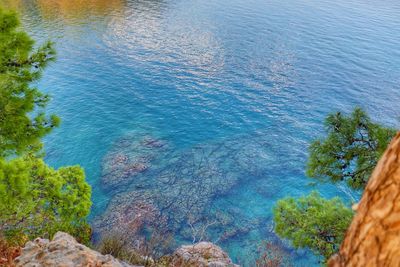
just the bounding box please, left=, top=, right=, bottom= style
left=0, top=0, right=171, bottom=26
left=0, top=0, right=127, bottom=20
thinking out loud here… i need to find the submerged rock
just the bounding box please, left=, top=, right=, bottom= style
left=15, top=232, right=139, bottom=267
left=101, top=134, right=169, bottom=190
left=94, top=140, right=243, bottom=246
left=93, top=190, right=166, bottom=238
left=95, top=132, right=294, bottom=262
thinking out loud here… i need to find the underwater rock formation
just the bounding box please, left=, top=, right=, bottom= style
left=101, top=134, right=169, bottom=190
left=93, top=190, right=168, bottom=247
left=329, top=132, right=400, bottom=267
left=15, top=232, right=137, bottom=267
left=95, top=135, right=262, bottom=242
left=95, top=132, right=298, bottom=262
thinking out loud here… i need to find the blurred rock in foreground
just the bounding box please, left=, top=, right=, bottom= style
left=329, top=132, right=400, bottom=267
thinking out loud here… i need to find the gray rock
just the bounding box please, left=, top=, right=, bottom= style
left=15, top=232, right=141, bottom=267
left=171, top=242, right=239, bottom=267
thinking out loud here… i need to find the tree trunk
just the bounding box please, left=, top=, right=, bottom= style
left=328, top=132, right=400, bottom=267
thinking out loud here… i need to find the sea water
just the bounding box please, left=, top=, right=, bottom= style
left=2, top=0, right=400, bottom=265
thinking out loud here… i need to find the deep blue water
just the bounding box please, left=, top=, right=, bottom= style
left=3, top=0, right=400, bottom=265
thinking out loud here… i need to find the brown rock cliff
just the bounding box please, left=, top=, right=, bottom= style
left=329, top=132, right=400, bottom=266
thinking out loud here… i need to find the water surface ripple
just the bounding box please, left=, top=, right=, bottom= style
left=3, top=0, right=400, bottom=265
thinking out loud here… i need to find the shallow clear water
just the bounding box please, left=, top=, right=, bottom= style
left=3, top=0, right=400, bottom=265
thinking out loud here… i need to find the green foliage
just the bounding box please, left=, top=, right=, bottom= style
left=0, top=8, right=92, bottom=245
left=307, top=107, right=396, bottom=189
left=0, top=8, right=58, bottom=157
left=0, top=156, right=91, bottom=244
left=273, top=191, right=353, bottom=261
left=273, top=108, right=395, bottom=262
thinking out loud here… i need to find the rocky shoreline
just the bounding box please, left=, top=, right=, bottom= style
left=15, top=232, right=238, bottom=267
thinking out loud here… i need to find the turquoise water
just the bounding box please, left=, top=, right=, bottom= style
left=4, top=0, right=400, bottom=265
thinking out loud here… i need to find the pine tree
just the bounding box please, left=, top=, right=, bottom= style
left=273, top=108, right=396, bottom=263
left=307, top=107, right=396, bottom=189
left=0, top=8, right=58, bottom=157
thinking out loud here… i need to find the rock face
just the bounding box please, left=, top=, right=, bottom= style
left=170, top=242, right=239, bottom=267
left=328, top=132, right=400, bottom=267
left=15, top=232, right=139, bottom=267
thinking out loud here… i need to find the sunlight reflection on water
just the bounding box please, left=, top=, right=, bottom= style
left=2, top=0, right=400, bottom=265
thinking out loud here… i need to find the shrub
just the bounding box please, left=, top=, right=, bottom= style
left=97, top=233, right=150, bottom=266
left=0, top=236, right=21, bottom=267
left=0, top=156, right=91, bottom=244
